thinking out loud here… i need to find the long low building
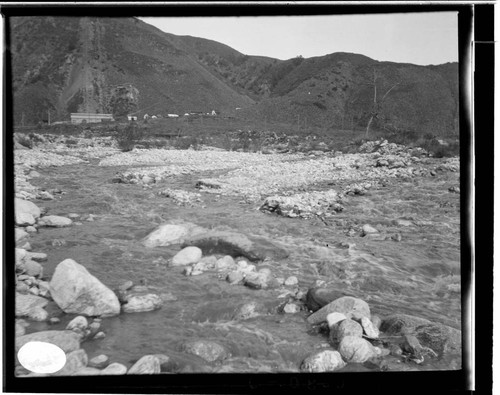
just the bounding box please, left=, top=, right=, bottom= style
left=70, top=113, right=114, bottom=124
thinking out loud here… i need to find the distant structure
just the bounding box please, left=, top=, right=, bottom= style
left=71, top=113, right=114, bottom=124
left=167, top=114, right=179, bottom=118
left=127, top=115, right=138, bottom=121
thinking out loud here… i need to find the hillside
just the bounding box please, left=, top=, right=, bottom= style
left=10, top=16, right=458, bottom=136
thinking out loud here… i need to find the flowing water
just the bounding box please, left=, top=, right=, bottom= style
left=23, top=158, right=462, bottom=372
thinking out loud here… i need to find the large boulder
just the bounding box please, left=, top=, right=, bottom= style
left=37, top=215, right=73, bottom=228
left=182, top=231, right=288, bottom=262
left=305, top=287, right=350, bottom=312
left=414, top=323, right=461, bottom=357
left=49, top=259, right=120, bottom=317
left=16, top=293, right=49, bottom=321
left=300, top=350, right=346, bottom=372
left=307, top=296, right=370, bottom=325
left=16, top=330, right=81, bottom=354
left=380, top=314, right=432, bottom=335
left=142, top=221, right=206, bottom=248
left=15, top=198, right=41, bottom=220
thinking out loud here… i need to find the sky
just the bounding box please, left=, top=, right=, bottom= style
left=140, top=12, right=458, bottom=66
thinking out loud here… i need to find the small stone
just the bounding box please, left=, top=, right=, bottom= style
left=122, top=294, right=163, bottom=313
left=68, top=213, right=80, bottom=219
left=101, top=362, right=127, bottom=375
left=118, top=281, right=134, bottom=292
left=28, top=287, right=40, bottom=296
left=38, top=191, right=55, bottom=200
left=284, top=276, right=298, bottom=286
left=371, top=315, right=382, bottom=329
left=24, top=260, right=43, bottom=278
left=226, top=270, right=244, bottom=284
left=25, top=226, right=37, bottom=233
left=283, top=303, right=300, bottom=314
left=402, top=335, right=423, bottom=355
left=93, top=331, right=106, bottom=339
left=361, top=224, right=378, bottom=236
left=66, top=316, right=89, bottom=332
left=361, top=316, right=380, bottom=338
left=27, top=252, right=47, bottom=262
left=391, top=233, right=402, bottom=242
left=171, top=246, right=203, bottom=266
left=16, top=322, right=26, bottom=337
left=49, top=317, right=61, bottom=324
left=301, top=350, right=346, bottom=372
left=72, top=367, right=102, bottom=376
left=389, top=344, right=403, bottom=356
left=89, top=354, right=110, bottom=369
left=182, top=340, right=230, bottom=363
left=216, top=255, right=236, bottom=271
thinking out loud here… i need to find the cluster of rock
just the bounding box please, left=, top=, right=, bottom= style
left=358, top=140, right=429, bottom=157
left=15, top=198, right=74, bottom=250
left=260, top=190, right=344, bottom=219
left=158, top=188, right=203, bottom=206
left=299, top=288, right=461, bottom=372
left=14, top=164, right=59, bottom=201
left=15, top=149, right=87, bottom=168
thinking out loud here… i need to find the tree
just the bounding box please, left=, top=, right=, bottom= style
left=108, top=85, right=139, bottom=120
left=365, top=69, right=400, bottom=137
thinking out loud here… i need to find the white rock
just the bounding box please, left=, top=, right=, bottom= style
left=16, top=212, right=36, bottom=226
left=361, top=316, right=380, bottom=338
left=49, top=259, right=120, bottom=317
left=38, top=215, right=73, bottom=227
left=216, top=255, right=236, bottom=270
left=326, top=312, right=348, bottom=327
left=66, top=316, right=89, bottom=332
left=362, top=224, right=378, bottom=236
left=122, top=294, right=163, bottom=313
left=142, top=222, right=205, bottom=248
left=171, top=246, right=202, bottom=266
left=127, top=355, right=161, bottom=374
left=15, top=198, right=41, bottom=219
left=15, top=228, right=29, bottom=243
left=16, top=292, right=48, bottom=321
left=88, top=354, right=109, bottom=369
left=338, top=336, right=377, bottom=363
left=101, top=362, right=127, bottom=375
left=284, top=276, right=298, bottom=286
left=283, top=303, right=300, bottom=314
left=301, top=350, right=346, bottom=372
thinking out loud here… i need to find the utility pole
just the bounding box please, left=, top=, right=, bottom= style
left=47, top=109, right=51, bottom=126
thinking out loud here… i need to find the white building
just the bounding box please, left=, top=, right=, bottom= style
left=70, top=113, right=114, bottom=124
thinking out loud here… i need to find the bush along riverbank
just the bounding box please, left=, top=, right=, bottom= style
left=13, top=133, right=461, bottom=375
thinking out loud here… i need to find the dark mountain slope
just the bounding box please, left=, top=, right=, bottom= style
left=10, top=16, right=458, bottom=136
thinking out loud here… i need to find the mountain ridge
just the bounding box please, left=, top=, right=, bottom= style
left=10, top=16, right=458, bottom=136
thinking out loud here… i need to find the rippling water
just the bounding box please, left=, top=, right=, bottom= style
left=24, top=160, right=461, bottom=372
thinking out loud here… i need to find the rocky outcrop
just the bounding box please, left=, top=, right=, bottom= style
left=142, top=221, right=206, bottom=248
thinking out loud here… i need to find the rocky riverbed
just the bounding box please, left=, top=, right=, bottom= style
left=12, top=135, right=462, bottom=376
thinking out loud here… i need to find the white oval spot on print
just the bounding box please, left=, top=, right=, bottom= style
left=17, top=341, right=67, bottom=374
